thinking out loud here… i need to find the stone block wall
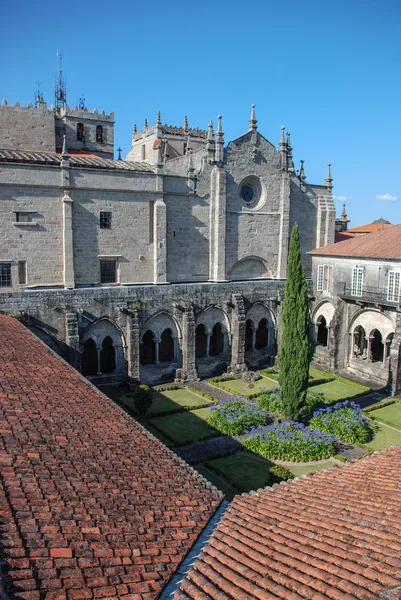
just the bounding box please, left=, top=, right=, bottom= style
left=0, top=104, right=55, bottom=152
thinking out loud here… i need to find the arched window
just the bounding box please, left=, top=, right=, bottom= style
left=141, top=330, right=155, bottom=364
left=82, top=339, right=98, bottom=376
left=255, top=318, right=269, bottom=350
left=370, top=330, right=384, bottom=363
left=100, top=336, right=116, bottom=373
left=353, top=326, right=367, bottom=358
left=77, top=123, right=84, bottom=141
left=210, top=323, right=224, bottom=356
left=159, top=328, right=174, bottom=363
left=386, top=333, right=394, bottom=360
left=245, top=320, right=254, bottom=352
left=96, top=125, right=104, bottom=143
left=316, top=316, right=328, bottom=347
left=195, top=324, right=207, bottom=358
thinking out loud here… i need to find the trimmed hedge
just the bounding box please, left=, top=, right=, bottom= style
left=187, top=385, right=216, bottom=403
left=364, top=399, right=401, bottom=413
left=153, top=384, right=180, bottom=391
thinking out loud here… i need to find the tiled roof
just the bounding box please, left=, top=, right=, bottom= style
left=0, top=315, right=222, bottom=600
left=0, top=149, right=154, bottom=172
left=310, top=223, right=401, bottom=259
left=176, top=445, right=401, bottom=600
left=346, top=221, right=393, bottom=235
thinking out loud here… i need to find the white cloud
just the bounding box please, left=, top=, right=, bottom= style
left=333, top=195, right=351, bottom=202
left=376, top=193, right=398, bottom=201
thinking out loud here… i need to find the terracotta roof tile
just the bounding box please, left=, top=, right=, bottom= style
left=0, top=149, right=154, bottom=173
left=0, top=315, right=222, bottom=599
left=310, top=223, right=401, bottom=259
left=176, top=446, right=401, bottom=599
left=346, top=222, right=393, bottom=234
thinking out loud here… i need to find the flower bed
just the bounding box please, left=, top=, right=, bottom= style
left=243, top=421, right=336, bottom=461
left=207, top=397, right=268, bottom=436
left=309, top=401, right=372, bottom=444
left=257, top=387, right=325, bottom=418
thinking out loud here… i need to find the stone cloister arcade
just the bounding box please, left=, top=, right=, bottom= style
left=312, top=300, right=398, bottom=389
left=75, top=300, right=278, bottom=385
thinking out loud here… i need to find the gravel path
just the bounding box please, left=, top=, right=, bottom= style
left=187, top=380, right=235, bottom=401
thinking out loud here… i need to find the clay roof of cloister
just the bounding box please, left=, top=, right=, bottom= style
left=176, top=444, right=401, bottom=600
left=0, top=149, right=154, bottom=172
left=310, top=223, right=401, bottom=260
left=0, top=315, right=222, bottom=600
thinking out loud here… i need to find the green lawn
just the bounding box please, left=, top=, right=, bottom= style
left=194, top=466, right=237, bottom=501
left=367, top=403, right=401, bottom=430
left=364, top=421, right=401, bottom=452
left=214, top=377, right=277, bottom=397
left=204, top=454, right=273, bottom=493
left=117, top=388, right=212, bottom=417
left=149, top=407, right=217, bottom=445
left=310, top=380, right=366, bottom=403
left=286, top=460, right=339, bottom=477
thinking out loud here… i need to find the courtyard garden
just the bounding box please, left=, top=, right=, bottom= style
left=109, top=227, right=400, bottom=499
left=110, top=368, right=401, bottom=499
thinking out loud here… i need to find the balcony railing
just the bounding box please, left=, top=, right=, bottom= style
left=336, top=282, right=400, bottom=307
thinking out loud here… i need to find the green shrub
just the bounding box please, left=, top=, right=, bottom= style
left=257, top=388, right=325, bottom=419
left=244, top=421, right=336, bottom=462
left=154, top=384, right=180, bottom=391
left=270, top=464, right=294, bottom=482
left=208, top=397, right=268, bottom=436
left=133, top=384, right=152, bottom=417
left=210, top=375, right=237, bottom=383
left=187, top=386, right=215, bottom=402
left=310, top=401, right=372, bottom=444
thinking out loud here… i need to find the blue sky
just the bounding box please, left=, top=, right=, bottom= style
left=1, top=0, right=400, bottom=227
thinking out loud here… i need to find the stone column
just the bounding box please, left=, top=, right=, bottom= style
left=65, top=311, right=80, bottom=371
left=206, top=330, right=211, bottom=356
left=155, top=337, right=160, bottom=363
left=390, top=322, right=401, bottom=396
left=209, top=166, right=227, bottom=282
left=127, top=311, right=140, bottom=381
left=277, top=172, right=291, bottom=278
left=251, top=327, right=256, bottom=351
left=62, top=192, right=75, bottom=289
left=182, top=304, right=197, bottom=380
left=230, top=293, right=246, bottom=373
left=153, top=198, right=168, bottom=283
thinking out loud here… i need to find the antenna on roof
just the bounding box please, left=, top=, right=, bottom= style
left=55, top=50, right=67, bottom=108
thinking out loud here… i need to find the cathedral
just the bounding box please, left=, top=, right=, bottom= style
left=0, top=86, right=337, bottom=385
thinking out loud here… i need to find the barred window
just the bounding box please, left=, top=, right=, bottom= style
left=100, top=212, right=112, bottom=229
left=351, top=267, right=364, bottom=297
left=100, top=260, right=116, bottom=284
left=0, top=263, right=12, bottom=287
left=317, top=265, right=332, bottom=292
left=388, top=271, right=401, bottom=302
left=18, top=261, right=26, bottom=285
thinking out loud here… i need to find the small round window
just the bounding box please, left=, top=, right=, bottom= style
left=239, top=176, right=263, bottom=210
left=241, top=184, right=254, bottom=204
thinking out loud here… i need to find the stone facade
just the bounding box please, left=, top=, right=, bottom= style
left=0, top=102, right=335, bottom=384
left=310, top=254, right=401, bottom=395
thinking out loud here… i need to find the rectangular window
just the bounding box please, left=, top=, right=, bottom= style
left=352, top=267, right=364, bottom=296
left=0, top=263, right=12, bottom=287
left=100, top=260, right=117, bottom=284
left=317, top=265, right=332, bottom=292
left=141, top=144, right=146, bottom=160
left=18, top=261, right=26, bottom=285
left=16, top=212, right=30, bottom=223
left=388, top=271, right=401, bottom=302
left=100, top=211, right=112, bottom=229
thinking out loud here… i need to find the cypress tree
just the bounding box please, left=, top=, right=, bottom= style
left=278, top=223, right=312, bottom=420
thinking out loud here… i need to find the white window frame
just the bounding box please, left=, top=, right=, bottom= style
left=317, top=264, right=332, bottom=292
left=387, top=271, right=401, bottom=302
left=351, top=267, right=364, bottom=297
